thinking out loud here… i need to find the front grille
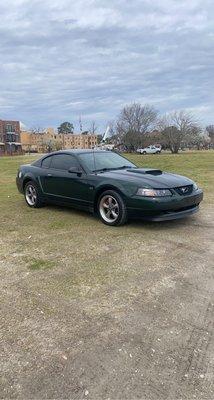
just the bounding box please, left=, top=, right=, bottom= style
left=174, top=185, right=193, bottom=196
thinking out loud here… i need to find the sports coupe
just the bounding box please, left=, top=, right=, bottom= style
left=16, top=150, right=203, bottom=226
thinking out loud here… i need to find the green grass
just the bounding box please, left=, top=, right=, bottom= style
left=28, top=258, right=55, bottom=271
left=0, top=151, right=213, bottom=233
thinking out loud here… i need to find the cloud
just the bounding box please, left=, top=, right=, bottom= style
left=0, top=0, right=213, bottom=130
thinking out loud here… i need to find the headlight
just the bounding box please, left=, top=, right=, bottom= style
left=18, top=171, right=22, bottom=178
left=136, top=188, right=172, bottom=197
left=193, top=182, right=198, bottom=190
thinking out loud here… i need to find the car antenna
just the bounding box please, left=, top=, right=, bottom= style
left=93, top=148, right=97, bottom=174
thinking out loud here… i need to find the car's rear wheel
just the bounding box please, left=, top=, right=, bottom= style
left=98, top=190, right=127, bottom=226
left=142, top=151, right=146, bottom=155
left=156, top=150, right=161, bottom=154
left=24, top=181, right=44, bottom=208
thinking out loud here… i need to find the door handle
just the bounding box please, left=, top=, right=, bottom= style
left=47, top=173, right=52, bottom=177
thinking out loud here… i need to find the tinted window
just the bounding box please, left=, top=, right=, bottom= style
left=50, top=154, right=78, bottom=170
left=42, top=156, right=52, bottom=169
left=78, top=151, right=136, bottom=172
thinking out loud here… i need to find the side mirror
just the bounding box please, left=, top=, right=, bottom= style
left=68, top=166, right=82, bottom=176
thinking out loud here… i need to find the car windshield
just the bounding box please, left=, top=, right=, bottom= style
left=78, top=151, right=136, bottom=172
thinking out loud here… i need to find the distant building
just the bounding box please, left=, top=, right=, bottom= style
left=0, top=119, right=22, bottom=155
left=20, top=128, right=98, bottom=153
left=58, top=132, right=97, bottom=150
left=20, top=130, right=46, bottom=153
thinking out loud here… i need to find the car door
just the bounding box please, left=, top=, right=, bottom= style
left=150, top=146, right=156, bottom=154
left=40, top=154, right=91, bottom=208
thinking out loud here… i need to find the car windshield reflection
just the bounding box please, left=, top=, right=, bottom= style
left=78, top=151, right=136, bottom=172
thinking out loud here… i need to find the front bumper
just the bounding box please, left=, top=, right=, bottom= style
left=142, top=205, right=200, bottom=221
left=127, top=189, right=203, bottom=221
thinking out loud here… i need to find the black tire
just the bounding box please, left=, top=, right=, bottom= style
left=142, top=151, right=147, bottom=155
left=24, top=180, right=44, bottom=208
left=156, top=150, right=161, bottom=154
left=97, top=190, right=128, bottom=226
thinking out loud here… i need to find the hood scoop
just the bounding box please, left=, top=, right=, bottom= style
left=129, top=168, right=163, bottom=176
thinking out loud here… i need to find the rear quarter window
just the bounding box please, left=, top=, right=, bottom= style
left=42, top=156, right=52, bottom=168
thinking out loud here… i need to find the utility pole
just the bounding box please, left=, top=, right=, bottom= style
left=79, top=115, right=83, bottom=134
left=63, top=132, right=65, bottom=149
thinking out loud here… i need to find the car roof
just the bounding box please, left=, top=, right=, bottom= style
left=53, top=149, right=107, bottom=155
left=31, top=149, right=109, bottom=166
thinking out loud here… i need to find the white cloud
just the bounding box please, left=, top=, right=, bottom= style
left=0, top=0, right=213, bottom=128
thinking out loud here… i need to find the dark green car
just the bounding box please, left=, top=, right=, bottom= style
left=16, top=149, right=203, bottom=226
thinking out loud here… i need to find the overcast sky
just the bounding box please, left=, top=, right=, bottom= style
left=0, top=0, right=213, bottom=132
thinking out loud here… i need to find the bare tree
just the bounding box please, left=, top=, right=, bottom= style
left=116, top=103, right=158, bottom=151
left=185, top=124, right=210, bottom=150
left=30, top=126, right=44, bottom=134
left=117, top=103, right=158, bottom=135
left=206, top=125, right=214, bottom=145
left=88, top=121, right=98, bottom=134
left=159, top=110, right=201, bottom=153
left=121, top=130, right=142, bottom=152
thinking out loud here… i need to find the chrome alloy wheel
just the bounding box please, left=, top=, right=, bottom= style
left=25, top=184, right=37, bottom=206
left=99, top=195, right=119, bottom=223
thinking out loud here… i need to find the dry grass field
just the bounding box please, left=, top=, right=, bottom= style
left=0, top=151, right=213, bottom=399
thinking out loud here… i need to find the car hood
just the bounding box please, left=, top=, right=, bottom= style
left=99, top=168, right=194, bottom=188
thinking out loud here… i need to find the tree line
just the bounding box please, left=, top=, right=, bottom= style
left=42, top=103, right=214, bottom=154
left=114, top=103, right=213, bottom=153
left=57, top=121, right=98, bottom=135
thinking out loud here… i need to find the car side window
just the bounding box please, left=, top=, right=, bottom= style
left=42, top=156, right=52, bottom=169
left=50, top=154, right=79, bottom=171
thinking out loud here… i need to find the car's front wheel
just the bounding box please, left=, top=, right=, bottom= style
left=98, top=190, right=128, bottom=226
left=142, top=151, right=147, bottom=155
left=24, top=181, right=44, bottom=208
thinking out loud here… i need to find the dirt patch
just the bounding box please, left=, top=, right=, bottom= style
left=0, top=206, right=213, bottom=399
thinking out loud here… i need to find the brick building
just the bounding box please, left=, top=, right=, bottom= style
left=0, top=119, right=22, bottom=155
left=20, top=131, right=47, bottom=153
left=58, top=132, right=97, bottom=150
left=20, top=128, right=98, bottom=153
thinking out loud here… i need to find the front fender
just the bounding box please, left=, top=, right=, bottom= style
left=21, top=172, right=40, bottom=190
left=93, top=179, right=137, bottom=211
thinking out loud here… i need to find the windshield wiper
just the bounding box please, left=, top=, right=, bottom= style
left=92, top=167, right=113, bottom=173
left=93, top=166, right=136, bottom=173
left=113, top=165, right=136, bottom=170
